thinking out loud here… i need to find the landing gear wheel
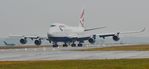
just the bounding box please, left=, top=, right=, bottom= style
left=78, top=44, right=83, bottom=47
left=63, top=44, right=68, bottom=47
left=71, top=44, right=76, bottom=47
left=53, top=44, right=58, bottom=47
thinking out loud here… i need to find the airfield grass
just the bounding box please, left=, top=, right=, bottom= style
left=78, top=44, right=149, bottom=51
left=0, top=59, right=149, bottom=69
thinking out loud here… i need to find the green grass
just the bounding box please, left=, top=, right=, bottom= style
left=77, top=44, right=149, bottom=51
left=0, top=59, right=149, bottom=69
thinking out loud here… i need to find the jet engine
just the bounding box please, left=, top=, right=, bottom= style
left=113, top=35, right=120, bottom=41
left=20, top=38, right=27, bottom=44
left=88, top=35, right=96, bottom=44
left=34, top=39, right=42, bottom=45
left=88, top=38, right=95, bottom=44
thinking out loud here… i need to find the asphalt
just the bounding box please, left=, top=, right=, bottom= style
left=0, top=45, right=149, bottom=61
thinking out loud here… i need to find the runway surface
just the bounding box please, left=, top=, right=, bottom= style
left=0, top=46, right=149, bottom=61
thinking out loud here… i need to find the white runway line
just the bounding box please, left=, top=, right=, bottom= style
left=0, top=46, right=149, bottom=61
left=0, top=50, right=149, bottom=61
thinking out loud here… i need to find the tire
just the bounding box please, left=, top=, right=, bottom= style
left=71, top=44, right=76, bottom=47
left=63, top=44, right=68, bottom=47
left=78, top=44, right=83, bottom=47
left=53, top=44, right=58, bottom=47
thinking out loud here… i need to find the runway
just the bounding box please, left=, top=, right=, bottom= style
left=0, top=46, right=149, bottom=61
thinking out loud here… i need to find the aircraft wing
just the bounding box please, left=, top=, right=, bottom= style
left=9, top=35, right=49, bottom=45
left=9, top=35, right=48, bottom=40
left=65, top=28, right=145, bottom=44
left=118, top=28, right=145, bottom=34
left=98, top=28, right=145, bottom=39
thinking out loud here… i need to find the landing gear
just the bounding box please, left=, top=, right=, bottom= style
left=52, top=42, right=58, bottom=47
left=53, top=44, right=58, bottom=47
left=77, top=41, right=83, bottom=47
left=71, top=43, right=76, bottom=47
left=70, top=41, right=76, bottom=47
left=78, top=43, right=83, bottom=47
left=63, top=43, right=68, bottom=47
left=71, top=41, right=83, bottom=47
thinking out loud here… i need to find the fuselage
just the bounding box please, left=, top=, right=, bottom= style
left=47, top=23, right=90, bottom=43
left=47, top=23, right=85, bottom=37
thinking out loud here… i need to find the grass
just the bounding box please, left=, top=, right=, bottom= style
left=0, top=59, right=149, bottom=69
left=77, top=44, right=149, bottom=51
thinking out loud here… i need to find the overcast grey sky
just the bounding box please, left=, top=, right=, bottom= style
left=0, top=0, right=148, bottom=37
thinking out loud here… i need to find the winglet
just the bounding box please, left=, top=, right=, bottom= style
left=140, top=28, right=146, bottom=32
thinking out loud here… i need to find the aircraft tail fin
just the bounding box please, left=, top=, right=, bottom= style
left=79, top=9, right=106, bottom=31
left=79, top=8, right=85, bottom=28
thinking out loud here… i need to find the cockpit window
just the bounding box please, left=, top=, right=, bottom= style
left=50, top=25, right=56, bottom=27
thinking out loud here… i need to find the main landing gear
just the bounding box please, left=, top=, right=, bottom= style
left=71, top=43, right=83, bottom=47
left=52, top=42, right=58, bottom=47
left=71, top=43, right=76, bottom=47
left=52, top=42, right=83, bottom=47
left=78, top=43, right=83, bottom=47
left=71, top=42, right=83, bottom=47
left=63, top=43, right=68, bottom=47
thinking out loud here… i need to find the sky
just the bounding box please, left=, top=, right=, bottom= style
left=0, top=0, right=149, bottom=37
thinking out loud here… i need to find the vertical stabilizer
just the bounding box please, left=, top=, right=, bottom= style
left=79, top=8, right=85, bottom=28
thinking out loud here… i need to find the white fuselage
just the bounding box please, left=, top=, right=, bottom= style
left=47, top=23, right=85, bottom=38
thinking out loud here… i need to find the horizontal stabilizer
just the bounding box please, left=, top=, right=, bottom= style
left=84, top=26, right=106, bottom=31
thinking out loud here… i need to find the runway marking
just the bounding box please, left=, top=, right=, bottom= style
left=0, top=50, right=149, bottom=61
left=0, top=45, right=149, bottom=61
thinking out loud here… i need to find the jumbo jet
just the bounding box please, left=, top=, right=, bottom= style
left=15, top=9, right=145, bottom=47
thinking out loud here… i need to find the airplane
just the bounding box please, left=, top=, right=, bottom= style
left=12, top=9, right=145, bottom=47
left=3, top=41, right=16, bottom=46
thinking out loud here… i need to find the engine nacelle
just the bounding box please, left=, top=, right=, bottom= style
left=113, top=36, right=120, bottom=41
left=88, top=38, right=95, bottom=44
left=20, top=38, right=27, bottom=44
left=34, top=39, right=42, bottom=45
